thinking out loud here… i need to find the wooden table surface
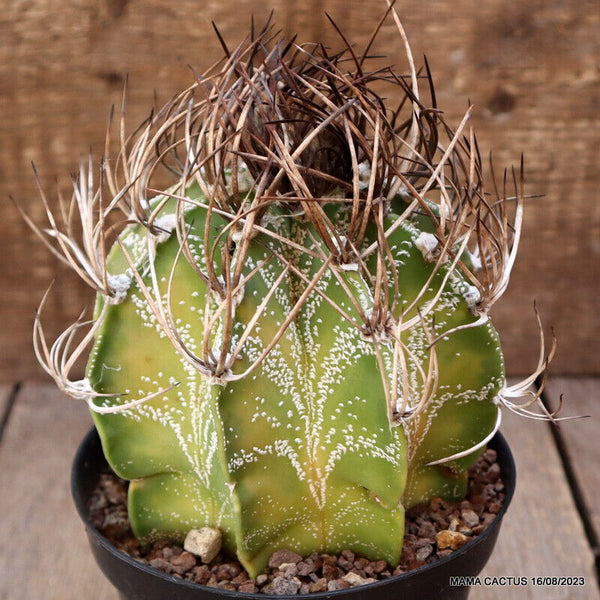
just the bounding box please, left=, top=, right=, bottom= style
left=0, top=379, right=598, bottom=599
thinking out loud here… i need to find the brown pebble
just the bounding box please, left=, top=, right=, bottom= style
left=415, top=537, right=435, bottom=549
left=436, top=530, right=468, bottom=550
left=268, top=549, right=303, bottom=569
left=309, top=578, right=328, bottom=593
left=483, top=448, right=497, bottom=463
left=341, top=549, right=355, bottom=562
left=296, top=560, right=314, bottom=576
left=103, top=509, right=129, bottom=529
left=328, top=579, right=351, bottom=591
left=231, top=571, right=249, bottom=584
left=337, top=556, right=354, bottom=571
left=429, top=497, right=445, bottom=511
left=271, top=575, right=301, bottom=595
left=417, top=520, right=437, bottom=539
left=278, top=562, right=298, bottom=578
left=121, top=537, right=140, bottom=555
left=102, top=522, right=129, bottom=541
left=192, top=565, right=210, bottom=584
left=89, top=491, right=108, bottom=512
left=484, top=484, right=497, bottom=499
left=238, top=581, right=258, bottom=593
left=415, top=544, right=433, bottom=561
left=217, top=581, right=236, bottom=591
left=322, top=562, right=340, bottom=579
left=255, top=574, right=268, bottom=586
left=353, top=557, right=370, bottom=571
left=149, top=557, right=173, bottom=573
left=100, top=475, right=127, bottom=504
left=430, top=512, right=449, bottom=527
left=145, top=544, right=163, bottom=561
left=162, top=547, right=179, bottom=559
left=482, top=513, right=496, bottom=526
left=170, top=551, right=197, bottom=575
left=216, top=563, right=241, bottom=581
left=372, top=560, right=388, bottom=574
left=461, top=508, right=480, bottom=528
left=487, top=463, right=501, bottom=483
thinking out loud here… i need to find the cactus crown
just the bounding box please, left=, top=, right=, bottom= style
left=26, top=7, right=558, bottom=577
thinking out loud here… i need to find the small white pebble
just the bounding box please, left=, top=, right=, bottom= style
left=343, top=572, right=367, bottom=587
left=461, top=508, right=480, bottom=528
left=183, top=527, right=222, bottom=563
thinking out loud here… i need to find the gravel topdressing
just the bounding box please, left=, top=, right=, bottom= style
left=88, top=448, right=504, bottom=595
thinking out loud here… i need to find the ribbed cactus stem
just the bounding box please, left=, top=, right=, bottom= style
left=88, top=198, right=410, bottom=574
left=83, top=178, right=504, bottom=575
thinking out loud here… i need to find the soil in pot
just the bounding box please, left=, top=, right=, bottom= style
left=87, top=448, right=505, bottom=595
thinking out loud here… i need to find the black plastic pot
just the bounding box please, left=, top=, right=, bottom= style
left=72, top=428, right=515, bottom=600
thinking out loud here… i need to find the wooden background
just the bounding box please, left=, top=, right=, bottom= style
left=1, top=0, right=599, bottom=381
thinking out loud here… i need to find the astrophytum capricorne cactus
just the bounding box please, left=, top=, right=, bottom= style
left=26, top=10, right=557, bottom=577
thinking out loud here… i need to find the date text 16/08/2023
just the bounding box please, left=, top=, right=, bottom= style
left=449, top=576, right=586, bottom=587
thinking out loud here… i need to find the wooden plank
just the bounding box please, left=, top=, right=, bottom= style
left=546, top=378, right=600, bottom=550
left=474, top=382, right=599, bottom=599
left=1, top=0, right=599, bottom=381
left=0, top=383, right=117, bottom=600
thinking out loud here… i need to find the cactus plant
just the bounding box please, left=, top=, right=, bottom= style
left=26, top=10, right=555, bottom=580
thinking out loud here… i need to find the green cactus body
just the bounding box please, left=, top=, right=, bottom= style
left=88, top=203, right=244, bottom=552
left=87, top=180, right=503, bottom=576
left=221, top=214, right=407, bottom=570
left=377, top=211, right=504, bottom=507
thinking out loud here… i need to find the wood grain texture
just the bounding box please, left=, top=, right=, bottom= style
left=0, top=383, right=116, bottom=600
left=474, top=388, right=599, bottom=599
left=546, top=378, right=600, bottom=550
left=1, top=0, right=599, bottom=381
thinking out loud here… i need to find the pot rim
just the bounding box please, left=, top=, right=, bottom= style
left=72, top=427, right=516, bottom=599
